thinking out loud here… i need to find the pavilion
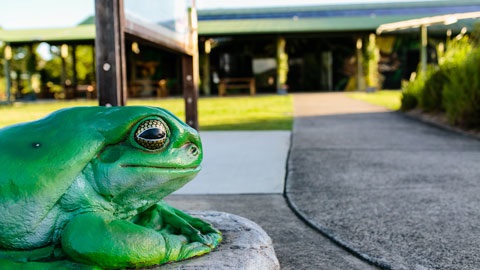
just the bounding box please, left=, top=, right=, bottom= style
left=1, top=0, right=479, bottom=102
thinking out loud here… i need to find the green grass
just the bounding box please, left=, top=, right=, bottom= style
left=0, top=95, right=293, bottom=130
left=348, top=90, right=402, bottom=111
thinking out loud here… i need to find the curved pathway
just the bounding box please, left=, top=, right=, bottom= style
left=286, top=93, right=480, bottom=269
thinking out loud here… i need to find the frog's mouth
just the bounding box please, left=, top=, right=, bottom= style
left=120, top=164, right=200, bottom=171
left=120, top=165, right=201, bottom=176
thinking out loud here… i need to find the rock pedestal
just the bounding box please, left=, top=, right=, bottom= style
left=158, top=211, right=280, bottom=269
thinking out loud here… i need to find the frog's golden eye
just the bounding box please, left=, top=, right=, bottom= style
left=134, top=119, right=169, bottom=151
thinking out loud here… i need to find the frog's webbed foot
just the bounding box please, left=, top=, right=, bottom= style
left=134, top=201, right=222, bottom=249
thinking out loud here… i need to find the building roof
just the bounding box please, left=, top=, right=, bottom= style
left=0, top=25, right=95, bottom=45
left=198, top=15, right=425, bottom=35
left=1, top=1, right=479, bottom=44
left=197, top=0, right=480, bottom=35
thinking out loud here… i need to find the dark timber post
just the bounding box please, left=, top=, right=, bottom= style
left=183, top=2, right=199, bottom=130
left=95, top=0, right=127, bottom=106
left=3, top=44, right=12, bottom=103
left=182, top=55, right=199, bottom=130
left=71, top=44, right=78, bottom=98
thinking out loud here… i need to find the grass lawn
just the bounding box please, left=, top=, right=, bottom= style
left=348, top=90, right=402, bottom=111
left=0, top=95, right=293, bottom=130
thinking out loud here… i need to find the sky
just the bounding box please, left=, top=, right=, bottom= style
left=0, top=0, right=439, bottom=30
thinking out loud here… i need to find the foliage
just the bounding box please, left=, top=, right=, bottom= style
left=442, top=49, right=480, bottom=127
left=419, top=66, right=447, bottom=111
left=41, top=45, right=94, bottom=85
left=400, top=92, right=418, bottom=111
left=0, top=95, right=293, bottom=130
left=401, top=71, right=423, bottom=111
left=75, top=45, right=95, bottom=83
left=400, top=34, right=480, bottom=128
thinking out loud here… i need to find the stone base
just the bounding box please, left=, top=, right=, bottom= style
left=157, top=211, right=280, bottom=270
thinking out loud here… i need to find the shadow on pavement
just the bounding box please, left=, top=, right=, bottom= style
left=286, top=111, right=480, bottom=270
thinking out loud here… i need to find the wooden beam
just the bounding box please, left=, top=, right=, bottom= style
left=3, top=44, right=12, bottom=103
left=356, top=37, right=366, bottom=91
left=182, top=2, right=199, bottom=130
left=276, top=36, right=288, bottom=94
left=71, top=44, right=78, bottom=98
left=95, top=0, right=127, bottom=106
left=182, top=55, right=199, bottom=130
left=420, top=25, right=428, bottom=76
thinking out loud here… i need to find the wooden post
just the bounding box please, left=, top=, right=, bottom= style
left=276, top=36, right=288, bottom=94
left=26, top=44, right=35, bottom=95
left=182, top=1, right=199, bottom=130
left=420, top=24, right=428, bottom=76
left=95, top=0, right=127, bottom=106
left=356, top=37, right=366, bottom=91
left=3, top=44, right=12, bottom=103
left=71, top=44, right=78, bottom=98
left=182, top=55, right=199, bottom=130
left=200, top=53, right=211, bottom=96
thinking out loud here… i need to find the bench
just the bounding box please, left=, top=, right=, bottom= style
left=218, top=77, right=256, bottom=96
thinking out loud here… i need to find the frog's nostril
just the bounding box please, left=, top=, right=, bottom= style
left=189, top=145, right=199, bottom=156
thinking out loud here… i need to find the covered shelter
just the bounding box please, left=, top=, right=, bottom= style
left=197, top=0, right=480, bottom=94
left=0, top=0, right=200, bottom=127
left=377, top=11, right=480, bottom=75
left=2, top=0, right=480, bottom=104
left=1, top=24, right=96, bottom=102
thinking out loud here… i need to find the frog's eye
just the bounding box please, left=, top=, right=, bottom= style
left=134, top=119, right=169, bottom=151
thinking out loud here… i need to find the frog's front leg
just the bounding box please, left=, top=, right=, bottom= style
left=134, top=201, right=222, bottom=249
left=61, top=212, right=208, bottom=269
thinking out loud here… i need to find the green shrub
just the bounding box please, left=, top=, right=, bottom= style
left=442, top=49, right=480, bottom=128
left=401, top=92, right=418, bottom=111
left=440, top=36, right=473, bottom=68
left=401, top=35, right=480, bottom=129
left=401, top=72, right=424, bottom=111
left=419, top=66, right=448, bottom=111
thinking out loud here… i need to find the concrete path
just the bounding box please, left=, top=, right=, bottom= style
left=169, top=94, right=378, bottom=269
left=174, top=131, right=290, bottom=194
left=286, top=93, right=480, bottom=269
left=167, top=195, right=376, bottom=270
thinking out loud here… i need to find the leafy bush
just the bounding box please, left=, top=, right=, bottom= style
left=400, top=92, right=418, bottom=111
left=400, top=35, right=480, bottom=130
left=419, top=66, right=448, bottom=111
left=442, top=49, right=480, bottom=127
left=401, top=72, right=424, bottom=111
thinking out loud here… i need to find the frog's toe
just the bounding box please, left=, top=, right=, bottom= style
left=178, top=242, right=212, bottom=260
left=195, top=231, right=222, bottom=247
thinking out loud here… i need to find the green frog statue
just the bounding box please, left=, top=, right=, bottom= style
left=0, top=106, right=222, bottom=269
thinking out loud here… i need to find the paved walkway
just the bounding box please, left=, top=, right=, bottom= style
left=174, top=131, right=290, bottom=194
left=169, top=92, right=480, bottom=269
left=287, top=93, right=480, bottom=269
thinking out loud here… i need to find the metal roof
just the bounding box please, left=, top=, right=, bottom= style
left=0, top=25, right=95, bottom=45
left=377, top=11, right=480, bottom=33
left=198, top=0, right=480, bottom=35
left=1, top=1, right=479, bottom=43
left=198, top=15, right=426, bottom=35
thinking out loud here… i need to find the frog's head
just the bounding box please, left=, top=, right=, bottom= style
left=0, top=106, right=202, bottom=219
left=86, top=106, right=203, bottom=215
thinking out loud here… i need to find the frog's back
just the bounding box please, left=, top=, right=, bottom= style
left=0, top=106, right=164, bottom=249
